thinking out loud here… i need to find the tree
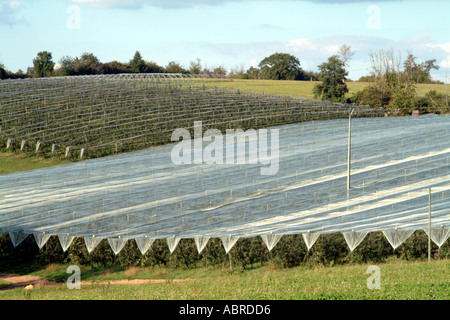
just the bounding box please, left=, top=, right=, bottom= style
left=145, top=61, right=165, bottom=73
left=102, top=60, right=131, bottom=74
left=258, top=52, right=304, bottom=80
left=75, top=52, right=102, bottom=75
left=165, top=61, right=188, bottom=74
left=228, top=64, right=246, bottom=79
left=353, top=49, right=417, bottom=114
left=129, top=51, right=148, bottom=73
left=403, top=52, right=439, bottom=83
left=57, top=56, right=77, bottom=76
left=189, top=58, right=202, bottom=75
left=337, top=44, right=355, bottom=82
left=313, top=55, right=348, bottom=103
left=0, top=63, right=7, bottom=79
left=245, top=66, right=260, bottom=79
left=33, top=51, right=55, bottom=77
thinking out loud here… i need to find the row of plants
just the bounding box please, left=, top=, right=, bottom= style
left=1, top=230, right=448, bottom=271
left=0, top=76, right=383, bottom=161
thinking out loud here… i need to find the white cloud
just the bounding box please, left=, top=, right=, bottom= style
left=70, top=0, right=142, bottom=9
left=69, top=0, right=404, bottom=10
left=9, top=0, right=20, bottom=9
left=439, top=56, right=450, bottom=69
left=284, top=38, right=312, bottom=52
left=426, top=42, right=450, bottom=53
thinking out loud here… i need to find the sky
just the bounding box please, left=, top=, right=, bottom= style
left=1, top=0, right=449, bottom=81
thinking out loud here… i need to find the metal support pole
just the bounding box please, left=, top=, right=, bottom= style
left=347, top=108, right=355, bottom=197
left=428, top=187, right=432, bottom=263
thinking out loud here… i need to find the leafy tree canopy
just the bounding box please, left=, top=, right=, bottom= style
left=258, top=52, right=305, bottom=80
left=313, top=55, right=348, bottom=103
left=33, top=51, right=55, bottom=78
left=129, top=50, right=148, bottom=73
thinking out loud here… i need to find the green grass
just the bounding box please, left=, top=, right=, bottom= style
left=206, top=79, right=448, bottom=100
left=0, top=152, right=69, bottom=175
left=0, top=259, right=448, bottom=300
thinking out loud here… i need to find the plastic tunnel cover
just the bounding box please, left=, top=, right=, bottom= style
left=108, top=237, right=127, bottom=255
left=382, top=229, right=415, bottom=250
left=0, top=115, right=449, bottom=252
left=261, top=234, right=283, bottom=251
left=424, top=227, right=450, bottom=248
left=58, top=235, right=75, bottom=252
left=302, top=232, right=321, bottom=251
left=343, top=231, right=368, bottom=252
left=8, top=231, right=30, bottom=248
left=221, top=236, right=240, bottom=254
left=33, top=232, right=52, bottom=249
left=194, top=236, right=210, bottom=254
left=167, top=236, right=181, bottom=254
left=135, top=237, right=155, bottom=255
left=84, top=236, right=103, bottom=254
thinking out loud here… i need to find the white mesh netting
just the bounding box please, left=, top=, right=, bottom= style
left=343, top=231, right=369, bottom=252
left=135, top=237, right=155, bottom=255
left=424, top=226, right=450, bottom=248
left=0, top=114, right=449, bottom=255
left=302, top=232, right=321, bottom=251
left=261, top=234, right=283, bottom=251
left=382, top=229, right=416, bottom=250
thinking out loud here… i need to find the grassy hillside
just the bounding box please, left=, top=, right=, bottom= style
left=207, top=79, right=448, bottom=100
left=0, top=259, right=448, bottom=300
left=0, top=152, right=68, bottom=175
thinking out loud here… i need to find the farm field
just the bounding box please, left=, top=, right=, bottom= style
left=0, top=152, right=68, bottom=175
left=207, top=79, right=449, bottom=100
left=0, top=259, right=449, bottom=300
left=0, top=76, right=449, bottom=303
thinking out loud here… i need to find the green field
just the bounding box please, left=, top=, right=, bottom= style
left=0, top=259, right=448, bottom=300
left=206, top=79, right=448, bottom=100
left=0, top=152, right=68, bottom=175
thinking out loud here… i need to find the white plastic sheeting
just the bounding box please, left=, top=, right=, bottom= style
left=108, top=237, right=127, bottom=255
left=8, top=231, right=30, bottom=248
left=221, top=236, right=240, bottom=254
left=261, top=234, right=283, bottom=251
left=166, top=236, right=181, bottom=253
left=135, top=237, right=155, bottom=255
left=343, top=231, right=369, bottom=252
left=84, top=236, right=103, bottom=254
left=58, top=235, right=75, bottom=252
left=194, top=236, right=210, bottom=254
left=302, top=233, right=321, bottom=250
left=1, top=115, right=449, bottom=255
left=424, top=227, right=450, bottom=248
left=382, top=229, right=415, bottom=250
left=33, top=232, right=51, bottom=249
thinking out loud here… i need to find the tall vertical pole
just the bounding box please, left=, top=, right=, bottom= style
left=428, top=188, right=432, bottom=263
left=347, top=108, right=355, bottom=197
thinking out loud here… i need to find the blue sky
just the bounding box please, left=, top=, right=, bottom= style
left=1, top=0, right=449, bottom=81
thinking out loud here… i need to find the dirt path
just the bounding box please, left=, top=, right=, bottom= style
left=0, top=273, right=58, bottom=291
left=0, top=273, right=191, bottom=291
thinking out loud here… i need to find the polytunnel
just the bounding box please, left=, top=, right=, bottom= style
left=0, top=114, right=449, bottom=254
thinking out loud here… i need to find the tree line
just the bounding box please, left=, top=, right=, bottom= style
left=0, top=50, right=318, bottom=80
left=1, top=47, right=447, bottom=115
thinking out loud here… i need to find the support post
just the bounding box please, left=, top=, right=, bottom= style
left=347, top=108, right=355, bottom=197
left=428, top=187, right=431, bottom=263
